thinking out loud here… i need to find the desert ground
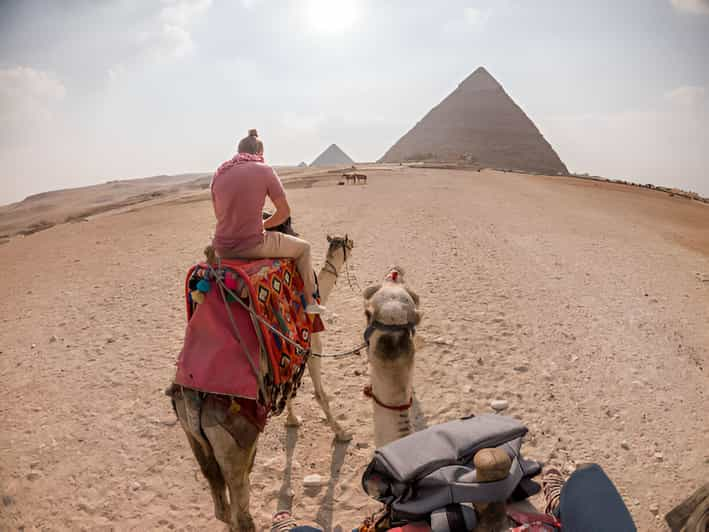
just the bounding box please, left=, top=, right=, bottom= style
left=1, top=166, right=708, bottom=531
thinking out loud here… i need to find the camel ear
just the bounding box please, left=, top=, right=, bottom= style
left=363, top=284, right=381, bottom=301
left=326, top=235, right=333, bottom=243
left=405, top=287, right=420, bottom=307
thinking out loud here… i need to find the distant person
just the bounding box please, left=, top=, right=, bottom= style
left=211, top=129, right=325, bottom=314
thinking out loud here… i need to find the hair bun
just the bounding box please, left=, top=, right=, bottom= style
left=248, top=128, right=258, bottom=137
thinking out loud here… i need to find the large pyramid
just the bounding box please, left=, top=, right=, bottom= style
left=310, top=144, right=355, bottom=167
left=379, top=67, right=567, bottom=175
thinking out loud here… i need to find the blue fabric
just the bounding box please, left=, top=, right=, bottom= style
left=290, top=527, right=322, bottom=532
left=560, top=464, right=636, bottom=532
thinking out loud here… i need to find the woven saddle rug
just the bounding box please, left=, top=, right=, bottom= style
left=174, top=258, right=324, bottom=416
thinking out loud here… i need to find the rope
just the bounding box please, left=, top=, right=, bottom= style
left=344, top=260, right=362, bottom=293
left=208, top=263, right=309, bottom=354
left=310, top=341, right=367, bottom=359
left=215, top=280, right=266, bottom=400
left=206, top=263, right=366, bottom=360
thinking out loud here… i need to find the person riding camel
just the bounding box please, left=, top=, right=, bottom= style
left=211, top=129, right=325, bottom=314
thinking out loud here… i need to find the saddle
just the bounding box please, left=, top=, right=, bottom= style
left=173, top=257, right=323, bottom=417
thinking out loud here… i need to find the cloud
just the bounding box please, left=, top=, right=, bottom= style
left=159, top=0, right=212, bottom=26
left=146, top=0, right=212, bottom=61
left=665, top=85, right=707, bottom=107
left=139, top=23, right=195, bottom=62
left=108, top=0, right=212, bottom=73
left=669, top=0, right=709, bottom=14
left=463, top=7, right=488, bottom=26
left=0, top=66, right=65, bottom=123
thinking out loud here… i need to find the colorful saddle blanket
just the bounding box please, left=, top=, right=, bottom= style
left=174, top=258, right=323, bottom=416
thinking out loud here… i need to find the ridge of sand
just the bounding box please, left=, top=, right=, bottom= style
left=0, top=167, right=338, bottom=241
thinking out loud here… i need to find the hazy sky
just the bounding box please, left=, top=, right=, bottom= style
left=1, top=0, right=708, bottom=204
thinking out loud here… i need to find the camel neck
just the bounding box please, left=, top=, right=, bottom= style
left=369, top=363, right=414, bottom=447
left=317, top=258, right=344, bottom=304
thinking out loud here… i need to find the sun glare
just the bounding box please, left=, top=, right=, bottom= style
left=306, top=0, right=358, bottom=33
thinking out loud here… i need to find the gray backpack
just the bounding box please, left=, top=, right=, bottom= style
left=361, top=414, right=542, bottom=522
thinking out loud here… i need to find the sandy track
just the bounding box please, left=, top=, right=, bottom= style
left=1, top=167, right=707, bottom=531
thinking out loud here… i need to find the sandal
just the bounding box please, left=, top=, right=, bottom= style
left=271, top=511, right=298, bottom=532
left=542, top=467, right=565, bottom=517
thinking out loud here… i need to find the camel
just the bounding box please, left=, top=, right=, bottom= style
left=170, top=234, right=354, bottom=531
left=342, top=172, right=367, bottom=184
left=362, top=267, right=422, bottom=447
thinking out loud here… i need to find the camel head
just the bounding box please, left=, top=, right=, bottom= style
left=325, top=234, right=354, bottom=266
left=363, top=266, right=421, bottom=361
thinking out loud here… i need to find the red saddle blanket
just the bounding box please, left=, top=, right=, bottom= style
left=174, top=258, right=323, bottom=413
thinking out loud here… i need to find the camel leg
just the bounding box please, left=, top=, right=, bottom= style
left=307, top=333, right=352, bottom=442
left=202, top=419, right=258, bottom=532
left=285, top=399, right=302, bottom=427
left=184, top=431, right=231, bottom=523
left=173, top=394, right=230, bottom=523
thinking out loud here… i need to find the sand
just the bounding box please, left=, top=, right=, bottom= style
left=1, top=166, right=708, bottom=531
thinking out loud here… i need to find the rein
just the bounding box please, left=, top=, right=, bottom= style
left=311, top=342, right=367, bottom=359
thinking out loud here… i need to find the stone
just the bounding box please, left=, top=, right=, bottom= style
left=49, top=335, right=57, bottom=343
left=310, top=145, right=354, bottom=167
left=303, top=474, right=324, bottom=488
left=30, top=344, right=36, bottom=350
left=621, top=441, right=630, bottom=450
left=490, top=399, right=509, bottom=412
left=2, top=495, right=14, bottom=507
left=379, top=67, right=568, bottom=175
left=654, top=452, right=663, bottom=462
left=355, top=442, right=370, bottom=450
left=649, top=503, right=659, bottom=515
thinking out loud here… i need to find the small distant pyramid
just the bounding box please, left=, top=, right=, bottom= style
left=310, top=144, right=355, bottom=167
left=297, top=161, right=307, bottom=168
left=379, top=67, right=567, bottom=175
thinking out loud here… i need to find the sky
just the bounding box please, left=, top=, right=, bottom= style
left=1, top=0, right=708, bottom=205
